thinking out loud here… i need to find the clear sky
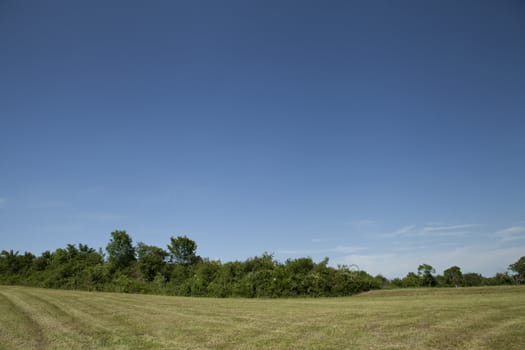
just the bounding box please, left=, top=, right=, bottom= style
left=1, top=1, right=524, bottom=278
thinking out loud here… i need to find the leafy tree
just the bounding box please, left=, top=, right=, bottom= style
left=169, top=263, right=190, bottom=291
left=281, top=258, right=309, bottom=295
left=462, top=272, right=482, bottom=287
left=190, top=259, right=221, bottom=296
left=106, top=230, right=136, bottom=270
left=285, top=257, right=315, bottom=276
left=207, top=261, right=241, bottom=297
left=390, top=278, right=403, bottom=288
left=0, top=250, right=34, bottom=280
left=167, top=235, right=200, bottom=266
left=374, top=274, right=390, bottom=288
left=401, top=272, right=420, bottom=287
left=509, top=256, right=525, bottom=284
left=137, top=243, right=168, bottom=281
left=236, top=254, right=280, bottom=297
left=330, top=267, right=378, bottom=296
left=309, top=257, right=331, bottom=296
left=417, top=263, right=436, bottom=287
left=486, top=272, right=514, bottom=286
left=32, top=250, right=53, bottom=271
left=443, top=266, right=463, bottom=287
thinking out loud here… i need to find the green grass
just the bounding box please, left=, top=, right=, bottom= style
left=0, top=285, right=524, bottom=349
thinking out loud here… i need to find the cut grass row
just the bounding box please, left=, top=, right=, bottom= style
left=0, top=285, right=524, bottom=349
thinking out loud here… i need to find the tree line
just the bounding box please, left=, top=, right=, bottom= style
left=1, top=230, right=524, bottom=297
left=387, top=261, right=524, bottom=288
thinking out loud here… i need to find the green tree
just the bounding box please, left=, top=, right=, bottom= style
left=509, top=256, right=525, bottom=284
left=137, top=243, right=168, bottom=281
left=374, top=274, right=390, bottom=288
left=106, top=230, right=136, bottom=270
left=417, top=263, right=436, bottom=287
left=0, top=250, right=34, bottom=280
left=190, top=259, right=221, bottom=296
left=401, top=272, right=420, bottom=287
left=488, top=272, right=514, bottom=286
left=283, top=257, right=315, bottom=296
left=32, top=250, right=52, bottom=271
left=167, top=235, right=200, bottom=266
left=443, top=266, right=463, bottom=287
left=462, top=272, right=482, bottom=287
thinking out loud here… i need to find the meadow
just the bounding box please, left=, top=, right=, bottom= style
left=0, top=285, right=524, bottom=350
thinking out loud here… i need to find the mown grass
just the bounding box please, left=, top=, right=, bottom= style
left=0, top=285, right=523, bottom=349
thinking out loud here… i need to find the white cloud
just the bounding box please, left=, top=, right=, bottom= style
left=386, top=224, right=416, bottom=236
left=384, top=223, right=478, bottom=238
left=422, top=224, right=478, bottom=232
left=336, top=244, right=525, bottom=279
left=345, top=219, right=375, bottom=227
left=494, top=226, right=525, bottom=242
left=332, top=245, right=366, bottom=254
left=311, top=237, right=341, bottom=243
left=277, top=245, right=366, bottom=257
left=279, top=222, right=523, bottom=278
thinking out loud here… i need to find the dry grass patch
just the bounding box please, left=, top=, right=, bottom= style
left=0, top=285, right=523, bottom=349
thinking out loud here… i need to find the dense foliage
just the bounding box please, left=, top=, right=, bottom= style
left=0, top=232, right=379, bottom=297
left=388, top=263, right=518, bottom=288
left=0, top=231, right=522, bottom=297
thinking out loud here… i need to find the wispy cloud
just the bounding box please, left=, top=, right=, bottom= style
left=393, top=225, right=416, bottom=235
left=345, top=219, right=375, bottom=227
left=332, top=245, right=366, bottom=254
left=277, top=245, right=366, bottom=256
left=336, top=244, right=525, bottom=278
left=494, top=226, right=525, bottom=242
left=311, top=237, right=341, bottom=243
left=422, top=224, right=478, bottom=232
left=384, top=223, right=478, bottom=238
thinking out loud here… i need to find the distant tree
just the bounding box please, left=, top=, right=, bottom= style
left=490, top=272, right=514, bottom=286
left=509, top=256, right=525, bottom=284
left=0, top=250, right=20, bottom=275
left=417, top=263, right=436, bottom=287
left=443, top=266, right=463, bottom=287
left=32, top=250, right=52, bottom=271
left=462, top=272, right=482, bottom=287
left=285, top=257, right=314, bottom=276
left=402, top=272, right=420, bottom=287
left=374, top=274, right=390, bottom=287
left=106, top=230, right=136, bottom=270
left=167, top=235, right=200, bottom=266
left=137, top=243, right=168, bottom=281
left=390, top=278, right=403, bottom=288
left=284, top=257, right=315, bottom=296
left=0, top=250, right=34, bottom=276
left=190, top=259, right=222, bottom=296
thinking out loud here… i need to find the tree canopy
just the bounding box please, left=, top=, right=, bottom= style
left=509, top=256, right=525, bottom=284
left=167, top=235, right=200, bottom=266
left=106, top=230, right=136, bottom=269
left=1, top=231, right=522, bottom=298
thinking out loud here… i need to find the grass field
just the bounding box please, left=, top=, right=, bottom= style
left=0, top=285, right=524, bottom=349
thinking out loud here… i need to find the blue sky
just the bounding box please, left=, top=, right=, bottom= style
left=1, top=1, right=524, bottom=278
